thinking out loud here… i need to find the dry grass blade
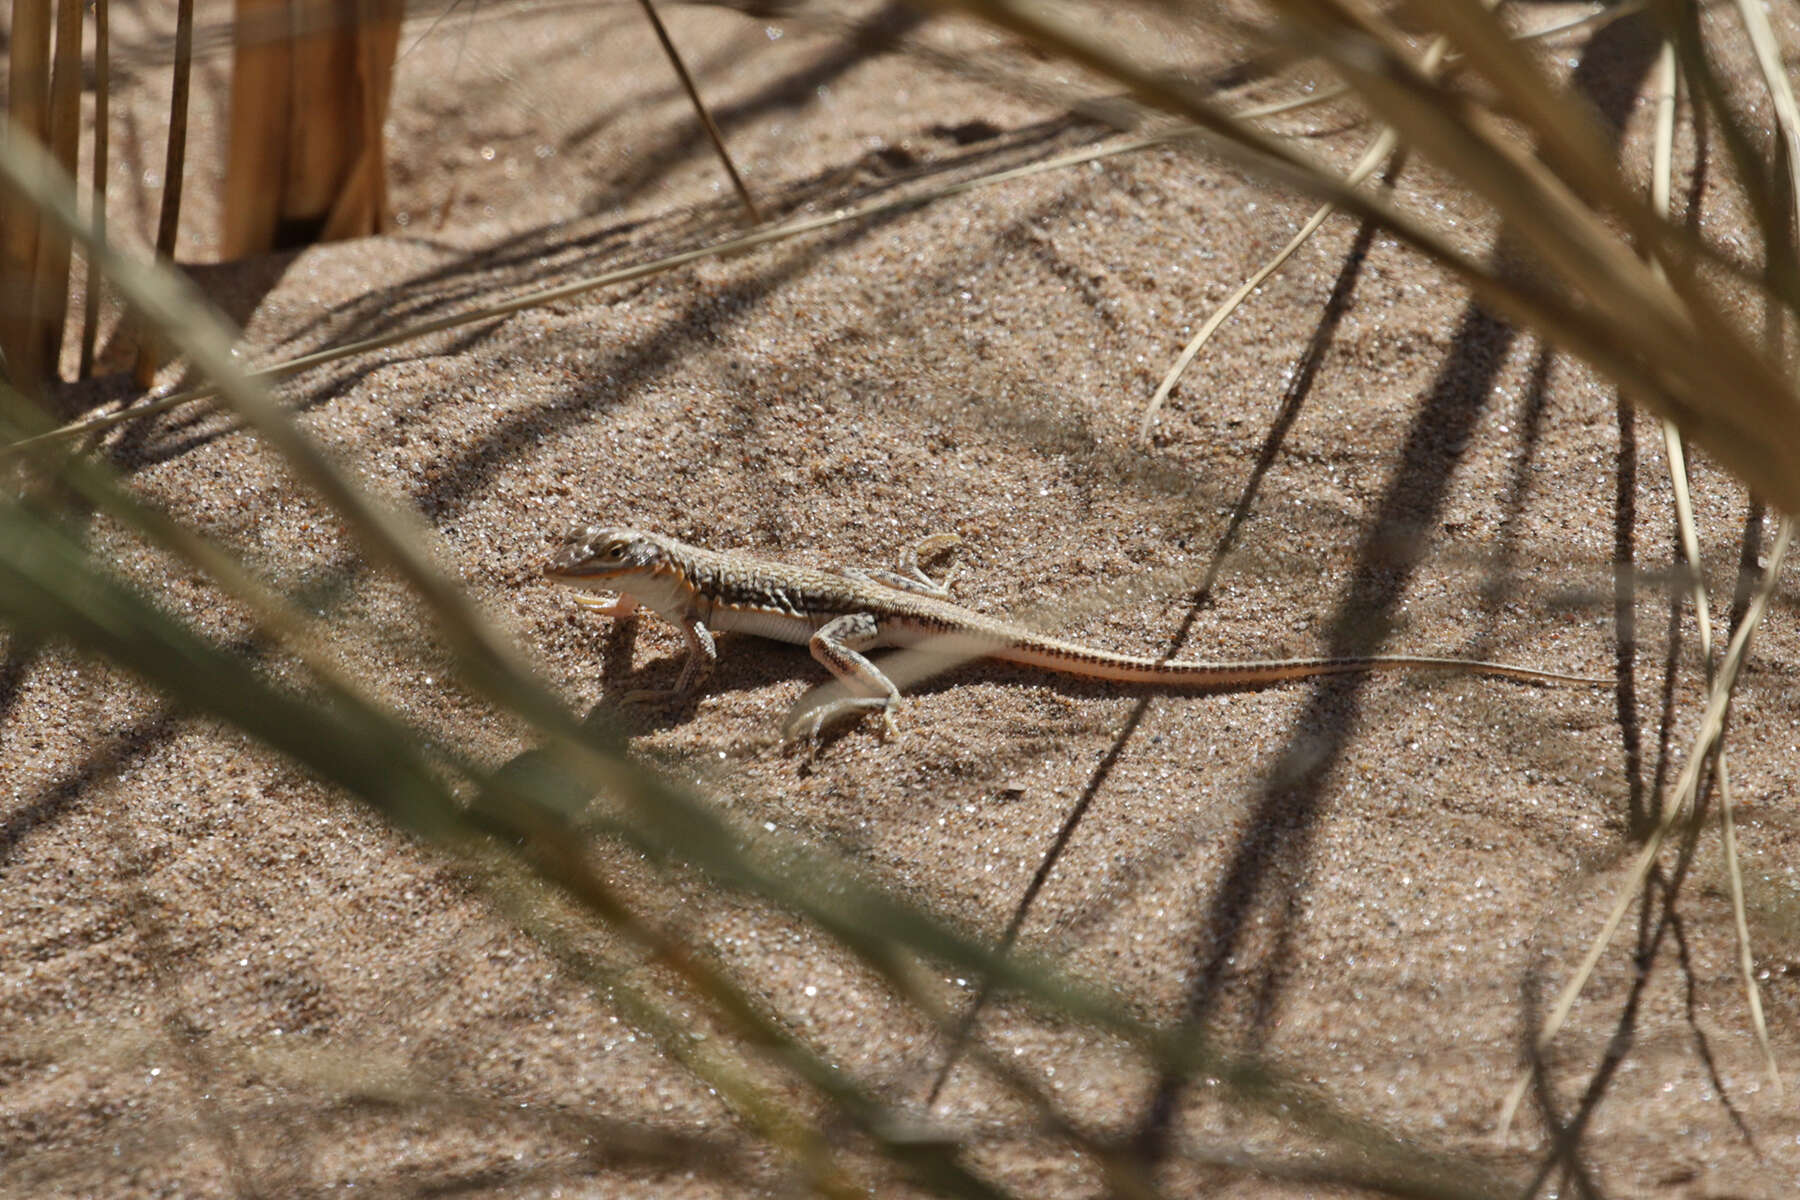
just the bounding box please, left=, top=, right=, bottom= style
left=0, top=125, right=553, bottom=735
left=0, top=388, right=487, bottom=786
left=2, top=388, right=1074, bottom=1194
left=558, top=756, right=1525, bottom=1200
left=1709, top=628, right=1781, bottom=1098
left=17, top=3, right=1800, bottom=1189
left=1279, top=0, right=1800, bottom=473
left=1379, top=0, right=1662, bottom=234
left=1137, top=1, right=1657, bottom=442
left=1136, top=125, right=1392, bottom=444
left=2, top=103, right=1527, bottom=1197
left=926, top=0, right=1800, bottom=514
left=1733, top=0, right=1800, bottom=217
left=1496, top=516, right=1794, bottom=1136
left=1270, top=6, right=1743, bottom=398
left=1717, top=0, right=1792, bottom=1095
left=1211, top=0, right=1649, bottom=129
left=25, top=3, right=1780, bottom=497
left=0, top=434, right=1518, bottom=1196
left=469, top=865, right=873, bottom=1196
left=0, top=499, right=464, bottom=835
left=153, top=0, right=197, bottom=263
left=1136, top=13, right=1466, bottom=443
left=0, top=492, right=952, bottom=1196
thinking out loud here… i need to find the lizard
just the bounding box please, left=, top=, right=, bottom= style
left=544, top=524, right=1609, bottom=740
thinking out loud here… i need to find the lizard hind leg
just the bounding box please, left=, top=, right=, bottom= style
left=787, top=612, right=904, bottom=740
left=900, top=532, right=963, bottom=595
left=833, top=532, right=964, bottom=599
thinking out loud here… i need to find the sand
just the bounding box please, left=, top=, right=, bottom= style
left=4, top=2, right=1799, bottom=1195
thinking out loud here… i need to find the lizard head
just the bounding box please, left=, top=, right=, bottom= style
left=544, top=525, right=670, bottom=584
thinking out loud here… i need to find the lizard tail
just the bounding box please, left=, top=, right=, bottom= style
left=987, top=639, right=1610, bottom=688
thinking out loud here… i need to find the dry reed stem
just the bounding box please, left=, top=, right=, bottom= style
left=334, top=2, right=401, bottom=241
left=77, top=0, right=111, bottom=380
left=133, top=0, right=195, bottom=386
left=221, top=0, right=293, bottom=255
left=0, top=107, right=1540, bottom=1200
left=1137, top=11, right=1480, bottom=441
left=1136, top=127, right=1391, bottom=444
left=933, top=0, right=1800, bottom=512
left=1715, top=0, right=1789, bottom=1096
left=2, top=0, right=54, bottom=392
left=222, top=0, right=399, bottom=258
left=1506, top=9, right=1788, bottom=1122
left=1496, top=516, right=1794, bottom=1135
left=1135, top=1, right=1653, bottom=443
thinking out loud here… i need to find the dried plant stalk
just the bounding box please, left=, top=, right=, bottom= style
left=77, top=0, right=111, bottom=380
left=36, top=0, right=86, bottom=387
left=222, top=0, right=400, bottom=258
left=221, top=0, right=294, bottom=256
left=327, top=1, right=401, bottom=242
left=132, top=0, right=194, bottom=387
left=2, top=0, right=54, bottom=391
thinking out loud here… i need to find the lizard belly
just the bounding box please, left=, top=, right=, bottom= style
left=707, top=603, right=819, bottom=645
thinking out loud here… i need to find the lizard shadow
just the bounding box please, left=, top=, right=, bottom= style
left=579, top=631, right=1355, bottom=744
left=578, top=625, right=831, bottom=739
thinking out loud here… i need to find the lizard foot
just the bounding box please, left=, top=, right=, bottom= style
left=782, top=697, right=900, bottom=744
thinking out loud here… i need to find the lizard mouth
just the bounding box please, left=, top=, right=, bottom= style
left=543, top=558, right=608, bottom=580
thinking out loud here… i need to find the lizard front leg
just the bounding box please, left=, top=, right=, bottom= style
left=787, top=612, right=903, bottom=740
left=570, top=591, right=715, bottom=708
left=622, top=615, right=717, bottom=707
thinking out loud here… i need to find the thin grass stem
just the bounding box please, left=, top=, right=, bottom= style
left=635, top=0, right=761, bottom=223
left=77, top=0, right=111, bottom=380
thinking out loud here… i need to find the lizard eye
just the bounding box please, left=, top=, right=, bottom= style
left=595, top=540, right=627, bottom=562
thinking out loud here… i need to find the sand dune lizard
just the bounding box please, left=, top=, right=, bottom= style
left=545, top=525, right=1606, bottom=738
